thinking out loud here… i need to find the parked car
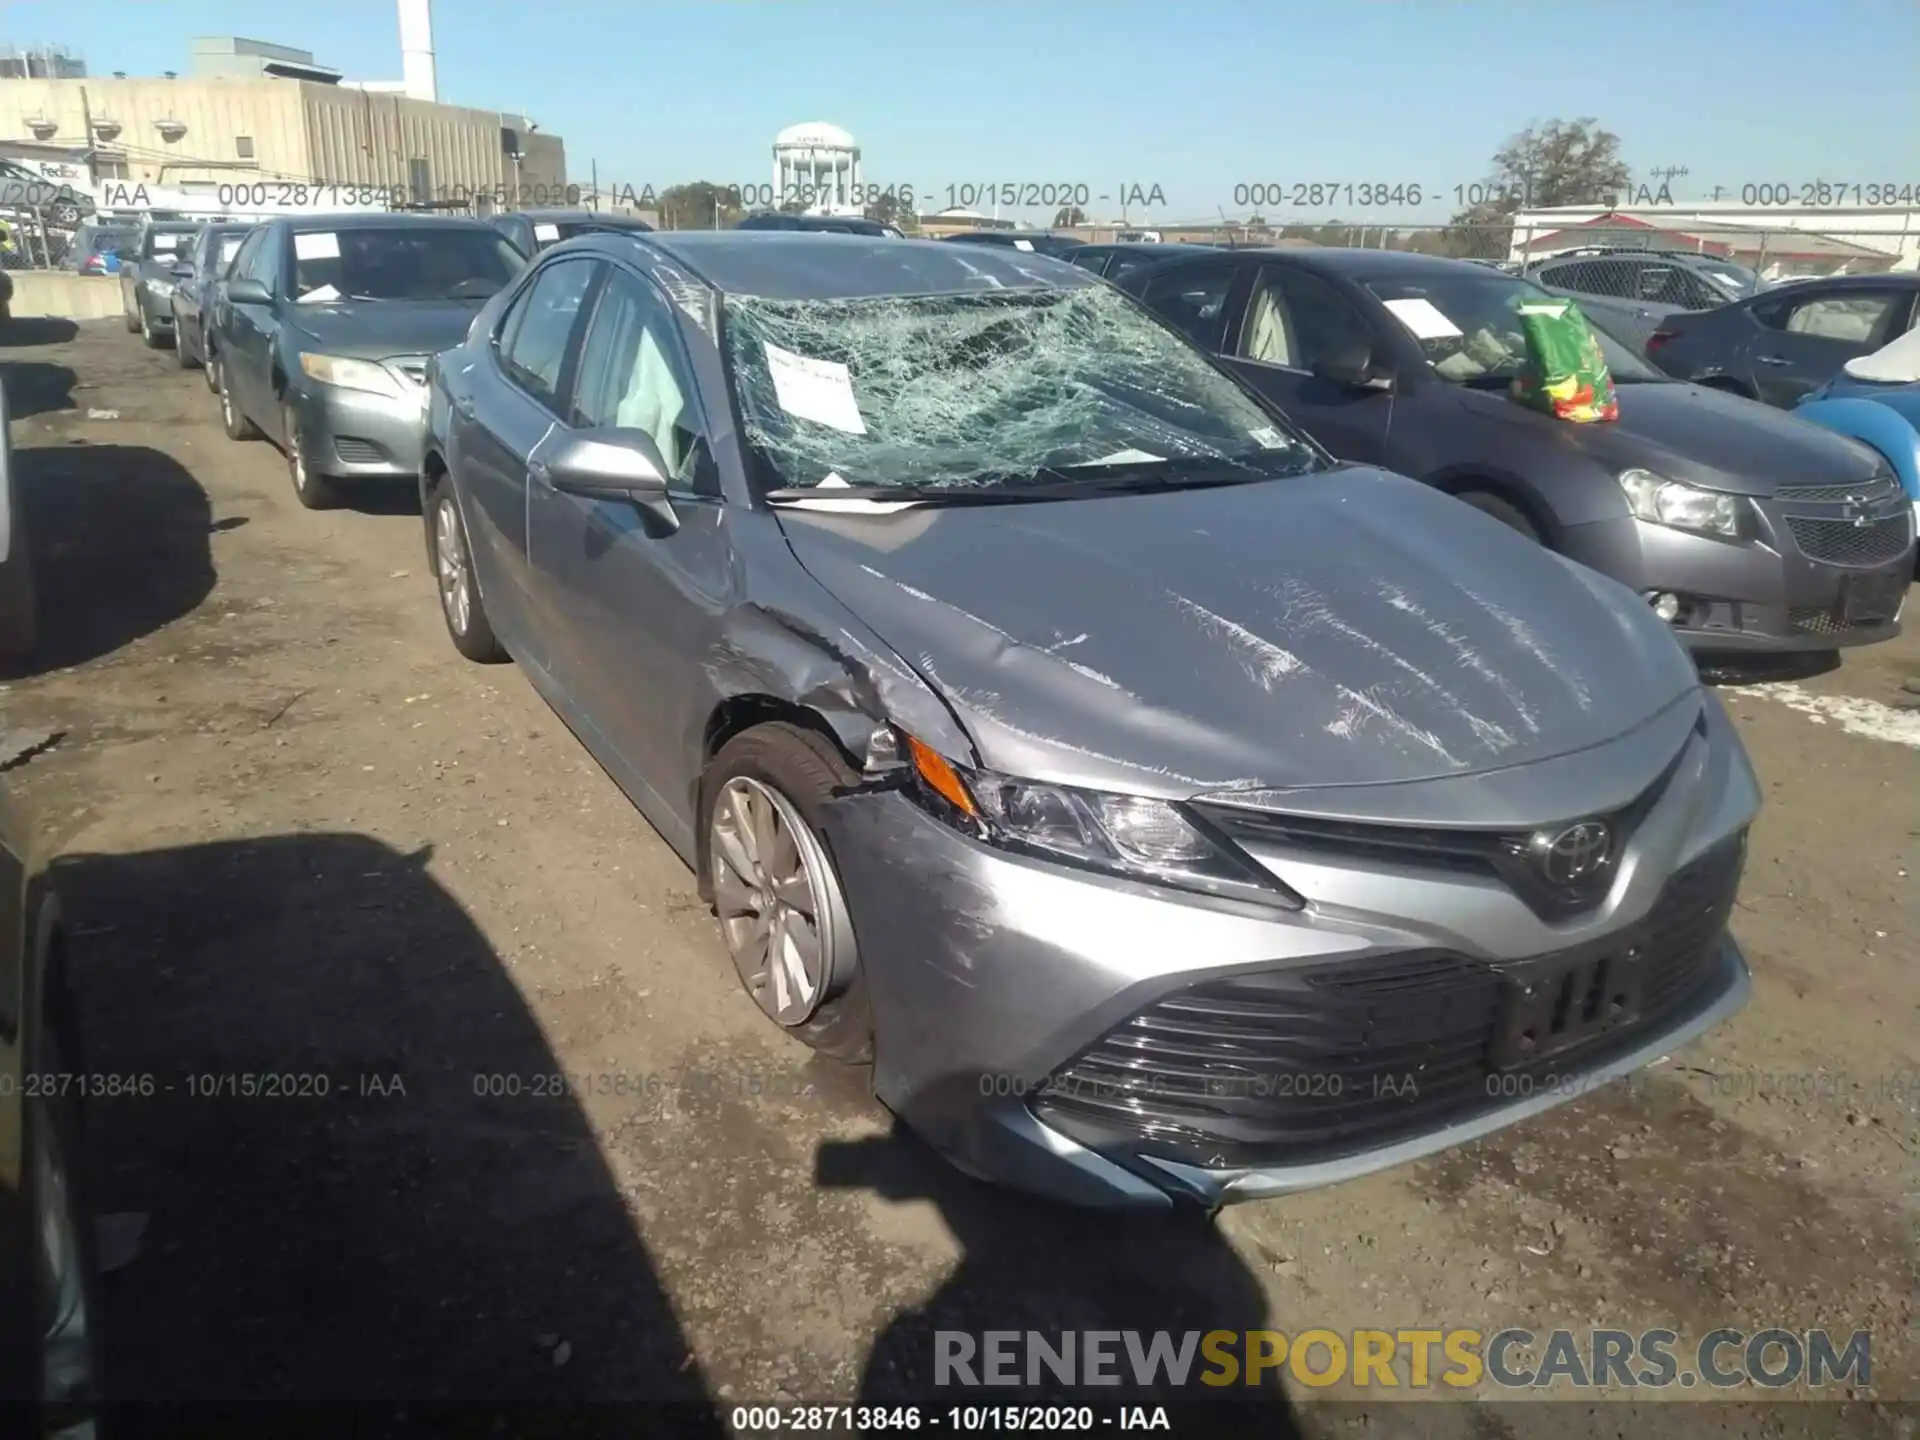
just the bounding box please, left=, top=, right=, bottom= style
left=119, top=220, right=204, bottom=348
left=0, top=379, right=37, bottom=658
left=70, top=222, right=136, bottom=277
left=731, top=213, right=902, bottom=237
left=169, top=221, right=256, bottom=378
left=207, top=213, right=524, bottom=509
left=0, top=267, right=11, bottom=327
left=1522, top=248, right=1758, bottom=353
left=418, top=230, right=1759, bottom=1210
left=0, top=778, right=104, bottom=1429
left=1119, top=248, right=1914, bottom=655
left=1793, top=326, right=1920, bottom=549
left=488, top=208, right=655, bottom=259
left=938, top=229, right=1083, bottom=257
left=1646, top=273, right=1920, bottom=408
left=1066, top=241, right=1219, bottom=286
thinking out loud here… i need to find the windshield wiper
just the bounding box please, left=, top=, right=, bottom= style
left=767, top=456, right=1304, bottom=508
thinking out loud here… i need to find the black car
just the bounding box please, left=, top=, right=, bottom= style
left=119, top=220, right=204, bottom=348
left=731, top=212, right=901, bottom=236
left=1647, top=273, right=1920, bottom=408
left=938, top=229, right=1083, bottom=258
left=0, top=774, right=104, bottom=1433
left=1066, top=241, right=1218, bottom=285
left=170, top=222, right=256, bottom=378
left=1117, top=247, right=1913, bottom=655
left=488, top=208, right=654, bottom=259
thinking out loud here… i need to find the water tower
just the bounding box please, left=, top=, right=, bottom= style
left=772, top=123, right=861, bottom=215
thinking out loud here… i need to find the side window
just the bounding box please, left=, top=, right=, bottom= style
left=1239, top=267, right=1374, bottom=372
left=1138, top=263, right=1236, bottom=351
left=1554, top=259, right=1636, bottom=298
left=569, top=268, right=709, bottom=493
left=497, top=259, right=600, bottom=412
left=1107, top=256, right=1154, bottom=284
left=1067, top=249, right=1106, bottom=273
left=1780, top=291, right=1901, bottom=344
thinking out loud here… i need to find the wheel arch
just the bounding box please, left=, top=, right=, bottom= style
left=1426, top=469, right=1560, bottom=545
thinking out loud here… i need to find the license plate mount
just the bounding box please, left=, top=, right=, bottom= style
left=1492, top=942, right=1647, bottom=1071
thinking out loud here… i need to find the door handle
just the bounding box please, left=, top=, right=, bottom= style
left=453, top=397, right=475, bottom=420
left=1757, top=355, right=1790, bottom=366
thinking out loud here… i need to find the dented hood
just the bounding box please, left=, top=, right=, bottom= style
left=775, top=468, right=1700, bottom=797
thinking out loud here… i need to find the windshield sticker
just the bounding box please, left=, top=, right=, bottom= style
left=220, top=237, right=244, bottom=263
left=294, top=231, right=341, bottom=261
left=1383, top=297, right=1464, bottom=341
left=817, top=472, right=852, bottom=488
left=533, top=222, right=560, bottom=242
left=297, top=283, right=341, bottom=306
left=1012, top=239, right=1035, bottom=252
left=151, top=233, right=183, bottom=251
left=1249, top=426, right=1288, bottom=449
left=1084, top=448, right=1164, bottom=465
left=763, top=341, right=869, bottom=435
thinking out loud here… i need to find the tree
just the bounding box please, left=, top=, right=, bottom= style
left=1052, top=204, right=1086, bottom=228
left=655, top=181, right=743, bottom=230
left=1441, top=118, right=1633, bottom=260
left=865, top=191, right=910, bottom=229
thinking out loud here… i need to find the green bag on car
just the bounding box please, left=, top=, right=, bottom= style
left=1509, top=297, right=1618, bottom=424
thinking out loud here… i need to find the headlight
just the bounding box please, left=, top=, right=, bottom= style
left=1619, top=468, right=1748, bottom=539
left=299, top=352, right=403, bottom=399
left=901, top=733, right=1298, bottom=907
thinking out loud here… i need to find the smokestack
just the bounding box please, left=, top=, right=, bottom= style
left=398, top=0, right=437, bottom=103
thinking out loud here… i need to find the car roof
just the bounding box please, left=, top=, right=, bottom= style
left=508, top=209, right=649, bottom=225
left=1136, top=245, right=1529, bottom=286
left=1751, top=272, right=1920, bottom=292
left=272, top=212, right=500, bottom=233
left=610, top=230, right=1099, bottom=301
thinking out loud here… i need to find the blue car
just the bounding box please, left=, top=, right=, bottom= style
left=1796, top=328, right=1920, bottom=554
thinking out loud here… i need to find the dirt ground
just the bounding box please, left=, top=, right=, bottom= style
left=0, top=319, right=1913, bottom=1438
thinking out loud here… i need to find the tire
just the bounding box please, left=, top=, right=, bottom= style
left=282, top=401, right=340, bottom=510
left=138, top=300, right=162, bottom=349
left=700, top=723, right=873, bottom=1063
left=1457, top=490, right=1544, bottom=544
left=427, top=479, right=506, bottom=663
left=214, top=356, right=259, bottom=440
left=172, top=306, right=198, bottom=369
left=204, top=339, right=220, bottom=393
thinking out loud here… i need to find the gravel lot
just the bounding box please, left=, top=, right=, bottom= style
left=1, top=319, right=1913, bottom=1438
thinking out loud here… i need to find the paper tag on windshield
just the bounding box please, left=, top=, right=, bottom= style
left=294, top=231, right=340, bottom=261
left=1249, top=426, right=1287, bottom=449
left=1012, top=239, right=1035, bottom=252
left=533, top=222, right=560, bottom=242
left=1383, top=297, right=1463, bottom=340
left=1088, top=448, right=1163, bottom=465
left=152, top=234, right=181, bottom=251
left=220, top=238, right=244, bottom=262
left=763, top=342, right=867, bottom=434
left=816, top=473, right=851, bottom=488
left=297, top=284, right=341, bottom=306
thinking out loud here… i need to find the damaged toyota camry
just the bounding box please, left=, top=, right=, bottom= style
left=420, top=230, right=1760, bottom=1210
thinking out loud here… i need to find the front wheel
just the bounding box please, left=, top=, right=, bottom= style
left=173, top=307, right=198, bottom=368
left=1457, top=490, right=1544, bottom=544
left=214, top=356, right=259, bottom=441
left=283, top=402, right=340, bottom=510
left=701, top=724, right=872, bottom=1062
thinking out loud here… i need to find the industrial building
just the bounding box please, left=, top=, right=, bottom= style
left=0, top=4, right=564, bottom=208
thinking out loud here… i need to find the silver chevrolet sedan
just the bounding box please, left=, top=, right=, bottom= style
left=419, top=231, right=1760, bottom=1210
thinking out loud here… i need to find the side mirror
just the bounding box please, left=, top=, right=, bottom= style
left=171, top=262, right=194, bottom=280
left=226, top=277, right=271, bottom=306
left=537, top=428, right=678, bottom=532
left=1312, top=339, right=1392, bottom=392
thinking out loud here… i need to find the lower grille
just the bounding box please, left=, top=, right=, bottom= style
left=1784, top=514, right=1912, bottom=568
left=1030, top=838, right=1745, bottom=1168
left=333, top=437, right=390, bottom=465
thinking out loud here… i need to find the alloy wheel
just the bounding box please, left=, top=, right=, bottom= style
left=710, top=776, right=834, bottom=1026
left=434, top=497, right=472, bottom=636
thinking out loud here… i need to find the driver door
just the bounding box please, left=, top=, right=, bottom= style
left=1220, top=264, right=1395, bottom=466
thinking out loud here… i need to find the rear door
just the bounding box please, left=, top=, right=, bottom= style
left=455, top=255, right=604, bottom=663
left=1219, top=263, right=1395, bottom=465
left=1748, top=284, right=1917, bottom=406
left=224, top=229, right=283, bottom=427
left=1132, top=256, right=1248, bottom=353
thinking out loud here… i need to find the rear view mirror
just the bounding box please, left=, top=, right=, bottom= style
left=226, top=277, right=271, bottom=306
left=536, top=428, right=678, bottom=532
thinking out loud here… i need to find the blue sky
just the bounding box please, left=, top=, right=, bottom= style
left=16, top=0, right=1918, bottom=223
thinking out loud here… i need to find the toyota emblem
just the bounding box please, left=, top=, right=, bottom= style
left=1535, top=821, right=1613, bottom=887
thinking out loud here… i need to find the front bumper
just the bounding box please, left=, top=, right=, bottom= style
left=817, top=701, right=1758, bottom=1209
left=288, top=383, right=431, bottom=482
left=1561, top=511, right=1912, bottom=654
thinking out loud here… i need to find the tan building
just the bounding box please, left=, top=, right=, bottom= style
left=0, top=35, right=565, bottom=203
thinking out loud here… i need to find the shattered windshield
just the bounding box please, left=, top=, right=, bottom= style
left=723, top=284, right=1323, bottom=492
left=1367, top=274, right=1665, bottom=386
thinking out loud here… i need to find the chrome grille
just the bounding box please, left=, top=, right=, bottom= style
left=1775, top=477, right=1901, bottom=505
left=1783, top=514, right=1913, bottom=568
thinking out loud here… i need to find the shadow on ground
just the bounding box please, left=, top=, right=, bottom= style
left=0, top=318, right=80, bottom=349
left=822, top=1123, right=1305, bottom=1435
left=53, top=833, right=724, bottom=1436
left=0, top=444, right=218, bottom=680
left=1, top=361, right=76, bottom=420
